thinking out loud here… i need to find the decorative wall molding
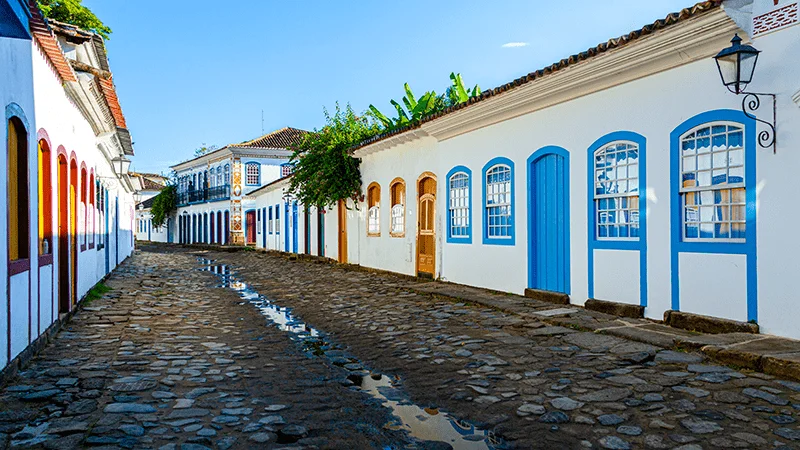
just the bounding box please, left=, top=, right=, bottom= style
left=753, top=2, right=798, bottom=36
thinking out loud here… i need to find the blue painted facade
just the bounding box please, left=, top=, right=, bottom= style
left=0, top=0, right=31, bottom=40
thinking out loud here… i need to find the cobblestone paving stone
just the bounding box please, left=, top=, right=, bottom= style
left=0, top=246, right=412, bottom=449
left=199, top=245, right=800, bottom=450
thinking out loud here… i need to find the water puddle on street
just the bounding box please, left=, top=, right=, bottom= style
left=198, top=257, right=504, bottom=450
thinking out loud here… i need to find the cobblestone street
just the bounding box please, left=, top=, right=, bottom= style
left=3, top=244, right=800, bottom=449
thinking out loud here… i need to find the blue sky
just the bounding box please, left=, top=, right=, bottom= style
left=84, top=0, right=697, bottom=174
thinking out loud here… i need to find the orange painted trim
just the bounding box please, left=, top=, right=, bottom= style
left=367, top=182, right=381, bottom=237
left=389, top=177, right=406, bottom=238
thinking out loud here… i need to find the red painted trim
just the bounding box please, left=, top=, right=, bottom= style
left=38, top=254, right=53, bottom=267
left=36, top=128, right=51, bottom=150
left=9, top=259, right=30, bottom=276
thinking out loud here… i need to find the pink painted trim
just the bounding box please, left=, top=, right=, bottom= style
left=37, top=128, right=52, bottom=150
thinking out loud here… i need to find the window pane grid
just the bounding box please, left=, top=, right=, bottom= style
left=245, top=163, right=260, bottom=185
left=391, top=204, right=404, bottom=233
left=485, top=165, right=511, bottom=238
left=680, top=123, right=746, bottom=242
left=368, top=206, right=380, bottom=234
left=594, top=142, right=639, bottom=240
left=448, top=172, right=470, bottom=238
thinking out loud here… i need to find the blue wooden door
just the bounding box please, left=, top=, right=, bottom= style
left=529, top=149, right=570, bottom=293
left=292, top=202, right=298, bottom=253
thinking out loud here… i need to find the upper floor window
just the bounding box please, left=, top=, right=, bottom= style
left=367, top=182, right=380, bottom=236
left=245, top=162, right=260, bottom=185
left=594, top=142, right=640, bottom=239
left=390, top=178, right=405, bottom=236
left=447, top=168, right=471, bottom=242
left=217, top=166, right=223, bottom=185
left=484, top=161, right=513, bottom=241
left=680, top=123, right=745, bottom=241
left=281, top=163, right=293, bottom=177
left=224, top=164, right=231, bottom=185
left=8, top=116, right=29, bottom=262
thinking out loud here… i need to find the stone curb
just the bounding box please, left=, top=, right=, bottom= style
left=585, top=298, right=644, bottom=319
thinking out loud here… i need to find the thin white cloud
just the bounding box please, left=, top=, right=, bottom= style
left=502, top=42, right=529, bottom=48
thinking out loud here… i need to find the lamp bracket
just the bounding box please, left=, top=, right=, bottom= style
left=739, top=92, right=777, bottom=154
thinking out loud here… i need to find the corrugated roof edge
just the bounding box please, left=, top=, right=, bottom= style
left=351, top=0, right=723, bottom=153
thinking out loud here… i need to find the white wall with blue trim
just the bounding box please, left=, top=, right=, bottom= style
left=340, top=9, right=800, bottom=339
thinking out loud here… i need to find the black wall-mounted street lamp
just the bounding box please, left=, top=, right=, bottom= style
left=714, top=34, right=777, bottom=153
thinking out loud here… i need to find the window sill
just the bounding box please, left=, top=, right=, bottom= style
left=482, top=236, right=515, bottom=246
left=367, top=233, right=381, bottom=238
left=447, top=236, right=472, bottom=245
left=38, top=254, right=53, bottom=267
left=390, top=231, right=405, bottom=238
left=9, top=258, right=30, bottom=275
left=80, top=244, right=87, bottom=252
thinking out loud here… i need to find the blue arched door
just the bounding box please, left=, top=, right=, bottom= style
left=528, top=147, right=570, bottom=294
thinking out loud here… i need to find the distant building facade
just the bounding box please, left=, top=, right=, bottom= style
left=172, top=128, right=307, bottom=246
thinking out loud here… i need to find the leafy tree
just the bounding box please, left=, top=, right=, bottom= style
left=369, top=73, right=480, bottom=131
left=37, top=0, right=112, bottom=40
left=194, top=143, right=219, bottom=158
left=150, top=184, right=177, bottom=228
left=287, top=103, right=381, bottom=209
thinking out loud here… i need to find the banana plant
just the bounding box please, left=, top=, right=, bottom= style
left=369, top=74, right=481, bottom=131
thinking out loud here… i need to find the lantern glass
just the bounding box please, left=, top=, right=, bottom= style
left=714, top=34, right=761, bottom=94
left=739, top=51, right=758, bottom=85
left=716, top=52, right=739, bottom=89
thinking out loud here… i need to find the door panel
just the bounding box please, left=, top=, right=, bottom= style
left=337, top=200, right=347, bottom=263
left=530, top=152, right=570, bottom=293
left=416, top=176, right=436, bottom=277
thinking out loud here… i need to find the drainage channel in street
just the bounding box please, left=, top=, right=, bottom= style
left=198, top=257, right=505, bottom=450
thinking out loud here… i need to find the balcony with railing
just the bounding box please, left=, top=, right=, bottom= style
left=177, top=185, right=231, bottom=206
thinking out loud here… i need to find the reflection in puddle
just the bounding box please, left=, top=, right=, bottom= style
left=198, top=257, right=503, bottom=450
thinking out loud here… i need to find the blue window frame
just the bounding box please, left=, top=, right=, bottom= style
left=268, top=206, right=273, bottom=234
left=482, top=157, right=515, bottom=245
left=275, top=204, right=280, bottom=234
left=669, top=110, right=757, bottom=321
left=245, top=162, right=260, bottom=186
left=587, top=131, right=648, bottom=306
left=446, top=165, right=472, bottom=244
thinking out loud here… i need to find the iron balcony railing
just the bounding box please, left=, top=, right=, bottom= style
left=177, top=184, right=231, bottom=206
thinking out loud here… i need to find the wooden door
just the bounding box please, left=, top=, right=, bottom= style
left=245, top=210, right=256, bottom=245
left=69, top=162, right=78, bottom=306
left=337, top=199, right=347, bottom=263
left=57, top=156, right=69, bottom=314
left=416, top=175, right=436, bottom=277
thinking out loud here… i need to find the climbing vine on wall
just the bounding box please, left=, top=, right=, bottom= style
left=150, top=185, right=177, bottom=228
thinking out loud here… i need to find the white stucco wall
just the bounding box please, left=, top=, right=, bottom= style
left=341, top=15, right=800, bottom=338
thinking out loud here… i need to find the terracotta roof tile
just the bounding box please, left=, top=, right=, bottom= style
left=354, top=0, right=724, bottom=152
left=229, top=127, right=309, bottom=149
left=97, top=76, right=127, bottom=129
left=28, top=1, right=77, bottom=83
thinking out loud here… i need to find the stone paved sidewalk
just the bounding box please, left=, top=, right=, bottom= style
left=201, top=245, right=800, bottom=450
left=0, top=246, right=410, bottom=449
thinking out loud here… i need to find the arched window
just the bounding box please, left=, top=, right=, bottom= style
left=8, top=115, right=30, bottom=263
left=594, top=141, right=640, bottom=239
left=447, top=167, right=471, bottom=243
left=89, top=171, right=95, bottom=247
left=483, top=159, right=513, bottom=242
left=680, top=123, right=745, bottom=240
left=80, top=165, right=87, bottom=250
left=209, top=168, right=215, bottom=188
left=38, top=138, right=53, bottom=256
left=245, top=162, right=260, bottom=185
left=224, top=164, right=230, bottom=185
left=367, top=182, right=380, bottom=236
left=389, top=178, right=405, bottom=237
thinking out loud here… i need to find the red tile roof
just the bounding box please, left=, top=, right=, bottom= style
left=28, top=1, right=77, bottom=83
left=97, top=76, right=127, bottom=129
left=355, top=0, right=724, bottom=152
left=229, top=127, right=309, bottom=149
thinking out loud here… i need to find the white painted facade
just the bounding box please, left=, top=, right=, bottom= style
left=1, top=7, right=136, bottom=372
left=262, top=1, right=800, bottom=339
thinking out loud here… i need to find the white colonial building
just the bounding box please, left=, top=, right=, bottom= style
left=256, top=0, right=800, bottom=339
left=172, top=127, right=307, bottom=246
left=1, top=3, right=137, bottom=375
left=134, top=172, right=169, bottom=242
